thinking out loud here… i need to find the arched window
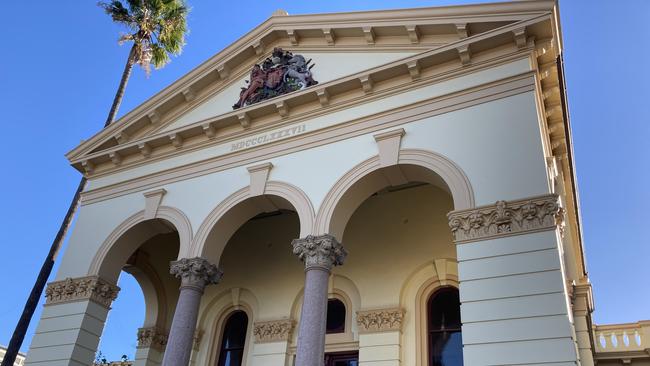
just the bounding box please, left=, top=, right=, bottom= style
left=326, top=298, right=346, bottom=334
left=427, top=287, right=463, bottom=366
left=216, top=311, right=248, bottom=366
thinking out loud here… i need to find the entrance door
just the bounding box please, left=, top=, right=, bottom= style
left=324, top=351, right=359, bottom=366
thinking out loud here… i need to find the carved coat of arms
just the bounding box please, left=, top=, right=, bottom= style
left=233, top=47, right=318, bottom=109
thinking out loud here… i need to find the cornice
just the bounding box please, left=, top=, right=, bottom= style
left=447, top=194, right=564, bottom=243
left=67, top=2, right=554, bottom=163
left=70, top=15, right=551, bottom=177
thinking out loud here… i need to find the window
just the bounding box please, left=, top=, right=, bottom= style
left=427, top=287, right=463, bottom=366
left=324, top=351, right=358, bottom=366
left=216, top=311, right=248, bottom=366
left=326, top=298, right=346, bottom=334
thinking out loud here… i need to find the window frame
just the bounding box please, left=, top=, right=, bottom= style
left=426, top=287, right=463, bottom=366
left=414, top=278, right=462, bottom=366
left=216, top=310, right=249, bottom=366
left=210, top=306, right=253, bottom=366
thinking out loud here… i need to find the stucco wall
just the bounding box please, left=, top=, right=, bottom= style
left=58, top=87, right=548, bottom=280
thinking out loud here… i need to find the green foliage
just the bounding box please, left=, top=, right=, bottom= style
left=99, top=0, right=189, bottom=74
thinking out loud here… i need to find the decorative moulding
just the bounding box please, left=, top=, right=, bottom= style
left=247, top=162, right=273, bottom=197
left=447, top=194, right=564, bottom=244
left=143, top=188, right=167, bottom=220
left=45, top=276, right=120, bottom=308
left=374, top=128, right=405, bottom=168
left=356, top=308, right=404, bottom=334
left=253, top=319, right=294, bottom=343
left=70, top=16, right=550, bottom=176
left=137, top=327, right=169, bottom=350
left=67, top=7, right=556, bottom=165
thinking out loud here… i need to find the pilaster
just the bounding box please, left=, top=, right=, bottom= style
left=448, top=194, right=579, bottom=365
left=26, top=276, right=120, bottom=366
left=250, top=320, right=294, bottom=366
left=134, top=327, right=168, bottom=366
left=357, top=308, right=404, bottom=366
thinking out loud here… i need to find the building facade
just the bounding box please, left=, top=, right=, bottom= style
left=0, top=346, right=26, bottom=366
left=25, top=1, right=649, bottom=365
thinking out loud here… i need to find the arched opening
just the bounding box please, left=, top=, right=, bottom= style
left=198, top=193, right=305, bottom=365
left=94, top=217, right=182, bottom=363
left=427, top=287, right=463, bottom=366
left=216, top=311, right=249, bottom=366
left=320, top=160, right=461, bottom=364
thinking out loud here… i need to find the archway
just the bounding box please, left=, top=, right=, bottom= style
left=315, top=149, right=474, bottom=240
left=90, top=209, right=189, bottom=365
left=190, top=183, right=313, bottom=365
left=315, top=150, right=471, bottom=365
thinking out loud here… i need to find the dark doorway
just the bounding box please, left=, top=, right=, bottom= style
left=324, top=351, right=359, bottom=366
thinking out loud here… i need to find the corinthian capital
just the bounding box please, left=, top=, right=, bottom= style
left=291, top=234, right=347, bottom=270
left=170, top=257, right=222, bottom=291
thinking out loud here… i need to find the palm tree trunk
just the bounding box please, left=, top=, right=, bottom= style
left=106, top=44, right=137, bottom=126
left=1, top=44, right=138, bottom=366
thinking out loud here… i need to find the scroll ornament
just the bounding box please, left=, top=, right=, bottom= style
left=292, top=234, right=347, bottom=270
left=356, top=308, right=404, bottom=333
left=45, top=276, right=120, bottom=308
left=253, top=320, right=294, bottom=343
left=447, top=194, right=565, bottom=243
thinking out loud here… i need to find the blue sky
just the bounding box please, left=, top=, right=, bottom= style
left=0, top=0, right=648, bottom=361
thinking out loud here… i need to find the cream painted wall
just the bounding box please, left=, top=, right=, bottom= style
left=193, top=184, right=455, bottom=365
left=161, top=52, right=416, bottom=133
left=60, top=89, right=549, bottom=281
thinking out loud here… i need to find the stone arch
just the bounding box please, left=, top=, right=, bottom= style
left=88, top=205, right=193, bottom=282
left=123, top=260, right=168, bottom=330
left=315, top=149, right=475, bottom=240
left=191, top=181, right=315, bottom=264
left=195, top=288, right=259, bottom=366
left=399, top=259, right=460, bottom=366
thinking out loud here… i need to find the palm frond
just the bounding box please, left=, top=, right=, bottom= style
left=99, top=0, right=189, bottom=75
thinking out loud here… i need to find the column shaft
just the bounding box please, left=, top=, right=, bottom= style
left=162, top=257, right=222, bottom=366
left=292, top=234, right=347, bottom=366
left=295, top=267, right=330, bottom=366
left=161, top=287, right=202, bottom=366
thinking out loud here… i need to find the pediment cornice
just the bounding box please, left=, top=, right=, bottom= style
left=69, top=13, right=559, bottom=177
left=67, top=1, right=556, bottom=163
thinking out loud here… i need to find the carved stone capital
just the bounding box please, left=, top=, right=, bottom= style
left=45, top=276, right=120, bottom=308
left=291, top=234, right=347, bottom=270
left=356, top=308, right=404, bottom=334
left=447, top=194, right=564, bottom=243
left=253, top=319, right=294, bottom=343
left=137, top=327, right=168, bottom=350
left=170, top=257, right=222, bottom=291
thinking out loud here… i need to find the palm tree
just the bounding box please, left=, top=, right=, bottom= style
left=1, top=2, right=188, bottom=365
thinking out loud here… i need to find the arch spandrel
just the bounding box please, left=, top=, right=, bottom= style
left=191, top=181, right=315, bottom=265
left=315, top=149, right=475, bottom=240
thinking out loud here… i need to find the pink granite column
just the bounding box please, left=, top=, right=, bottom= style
left=162, top=258, right=222, bottom=366
left=292, top=235, right=347, bottom=366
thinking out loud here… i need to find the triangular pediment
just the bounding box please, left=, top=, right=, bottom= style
left=68, top=1, right=560, bottom=175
